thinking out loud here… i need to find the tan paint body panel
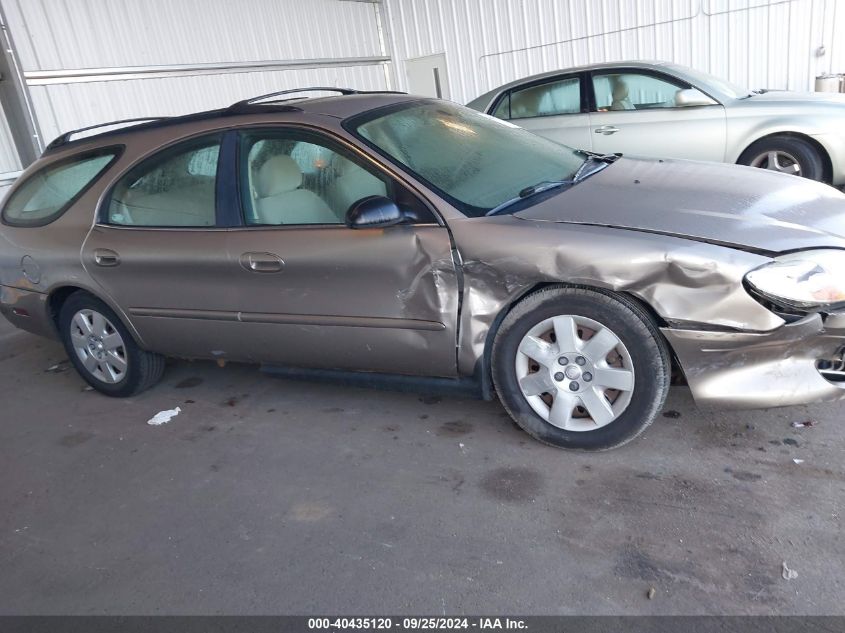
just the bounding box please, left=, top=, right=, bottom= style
left=2, top=93, right=845, bottom=410
left=83, top=223, right=458, bottom=375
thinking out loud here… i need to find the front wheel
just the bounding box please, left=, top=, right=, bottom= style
left=738, top=136, right=824, bottom=181
left=492, top=286, right=670, bottom=450
left=58, top=291, right=165, bottom=397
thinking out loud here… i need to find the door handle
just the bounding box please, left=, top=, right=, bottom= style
left=239, top=252, right=284, bottom=273
left=93, top=248, right=120, bottom=267
left=594, top=125, right=619, bottom=135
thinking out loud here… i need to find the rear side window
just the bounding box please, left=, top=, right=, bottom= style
left=592, top=72, right=686, bottom=111
left=2, top=149, right=120, bottom=227
left=497, top=77, right=582, bottom=120
left=106, top=136, right=220, bottom=227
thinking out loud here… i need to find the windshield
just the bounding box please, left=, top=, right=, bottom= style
left=674, top=65, right=752, bottom=99
left=349, top=100, right=585, bottom=216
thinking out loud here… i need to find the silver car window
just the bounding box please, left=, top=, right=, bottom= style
left=506, top=76, right=581, bottom=120
left=676, top=65, right=750, bottom=99
left=593, top=72, right=686, bottom=111
left=352, top=101, right=584, bottom=217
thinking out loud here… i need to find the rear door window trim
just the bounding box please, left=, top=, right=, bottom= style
left=488, top=71, right=589, bottom=121
left=97, top=133, right=225, bottom=230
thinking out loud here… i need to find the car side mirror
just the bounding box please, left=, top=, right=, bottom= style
left=675, top=88, right=718, bottom=107
left=346, top=196, right=405, bottom=229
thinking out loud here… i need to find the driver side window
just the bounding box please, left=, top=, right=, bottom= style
left=240, top=132, right=389, bottom=226
left=592, top=72, right=686, bottom=112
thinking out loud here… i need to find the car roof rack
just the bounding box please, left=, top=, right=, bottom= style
left=46, top=117, right=171, bottom=150
left=227, top=86, right=407, bottom=112
left=44, top=87, right=409, bottom=151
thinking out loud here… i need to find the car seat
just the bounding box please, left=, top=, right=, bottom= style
left=253, top=155, right=337, bottom=225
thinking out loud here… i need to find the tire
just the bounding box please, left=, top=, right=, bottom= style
left=58, top=291, right=165, bottom=397
left=492, top=286, right=670, bottom=451
left=738, top=136, right=824, bottom=181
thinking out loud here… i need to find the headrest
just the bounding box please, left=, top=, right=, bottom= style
left=256, top=155, right=302, bottom=198
left=612, top=80, right=629, bottom=100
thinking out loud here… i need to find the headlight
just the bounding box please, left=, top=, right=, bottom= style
left=745, top=249, right=845, bottom=309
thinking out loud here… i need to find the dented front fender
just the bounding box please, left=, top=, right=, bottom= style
left=449, top=216, right=783, bottom=380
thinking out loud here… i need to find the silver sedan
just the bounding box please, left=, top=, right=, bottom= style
left=467, top=60, right=845, bottom=185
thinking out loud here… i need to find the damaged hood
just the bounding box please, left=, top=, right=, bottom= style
left=514, top=156, right=845, bottom=253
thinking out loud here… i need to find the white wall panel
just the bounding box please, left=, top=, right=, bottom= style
left=2, top=0, right=845, bottom=172
left=2, top=0, right=383, bottom=71
left=29, top=65, right=388, bottom=146
left=0, top=0, right=392, bottom=156
left=822, top=0, right=845, bottom=79
left=386, top=0, right=844, bottom=105
left=0, top=100, right=22, bottom=174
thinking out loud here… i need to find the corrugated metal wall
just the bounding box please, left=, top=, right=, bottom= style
left=1, top=0, right=844, bottom=185
left=0, top=100, right=21, bottom=174
left=0, top=0, right=391, bottom=148
left=385, top=0, right=845, bottom=105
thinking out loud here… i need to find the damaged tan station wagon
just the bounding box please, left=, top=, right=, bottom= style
left=3, top=87, right=845, bottom=450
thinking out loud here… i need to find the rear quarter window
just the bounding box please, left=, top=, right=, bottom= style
left=1, top=148, right=121, bottom=227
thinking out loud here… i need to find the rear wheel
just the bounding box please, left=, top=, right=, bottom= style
left=739, top=136, right=824, bottom=181
left=492, top=286, right=670, bottom=450
left=58, top=292, right=165, bottom=397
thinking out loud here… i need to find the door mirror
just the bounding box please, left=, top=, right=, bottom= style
left=346, top=196, right=405, bottom=229
left=674, top=88, right=718, bottom=107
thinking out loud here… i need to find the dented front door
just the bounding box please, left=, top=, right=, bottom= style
left=222, top=223, right=459, bottom=376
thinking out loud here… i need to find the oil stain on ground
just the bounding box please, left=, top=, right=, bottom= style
left=223, top=394, right=249, bottom=407
left=480, top=467, right=543, bottom=503
left=175, top=376, right=203, bottom=389
left=724, top=467, right=762, bottom=482
left=436, top=420, right=473, bottom=437
left=59, top=431, right=94, bottom=447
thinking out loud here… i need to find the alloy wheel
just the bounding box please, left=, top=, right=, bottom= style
left=750, top=150, right=802, bottom=176
left=69, top=309, right=128, bottom=384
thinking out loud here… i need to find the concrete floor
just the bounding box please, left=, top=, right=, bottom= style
left=1, top=316, right=843, bottom=615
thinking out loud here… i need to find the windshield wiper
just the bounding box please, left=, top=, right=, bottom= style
left=518, top=179, right=572, bottom=198
left=485, top=151, right=621, bottom=217
left=485, top=179, right=572, bottom=217
left=574, top=149, right=619, bottom=162
left=572, top=150, right=619, bottom=182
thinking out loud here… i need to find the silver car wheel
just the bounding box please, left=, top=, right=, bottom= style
left=69, top=309, right=128, bottom=384
left=750, top=150, right=802, bottom=175
left=514, top=315, right=635, bottom=432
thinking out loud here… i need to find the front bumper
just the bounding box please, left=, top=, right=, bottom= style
left=662, top=312, right=845, bottom=409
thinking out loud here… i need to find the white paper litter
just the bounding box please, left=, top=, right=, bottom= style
left=782, top=561, right=798, bottom=580
left=147, top=406, right=181, bottom=426
left=793, top=458, right=805, bottom=464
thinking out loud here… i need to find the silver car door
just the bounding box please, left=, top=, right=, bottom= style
left=588, top=69, right=727, bottom=162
